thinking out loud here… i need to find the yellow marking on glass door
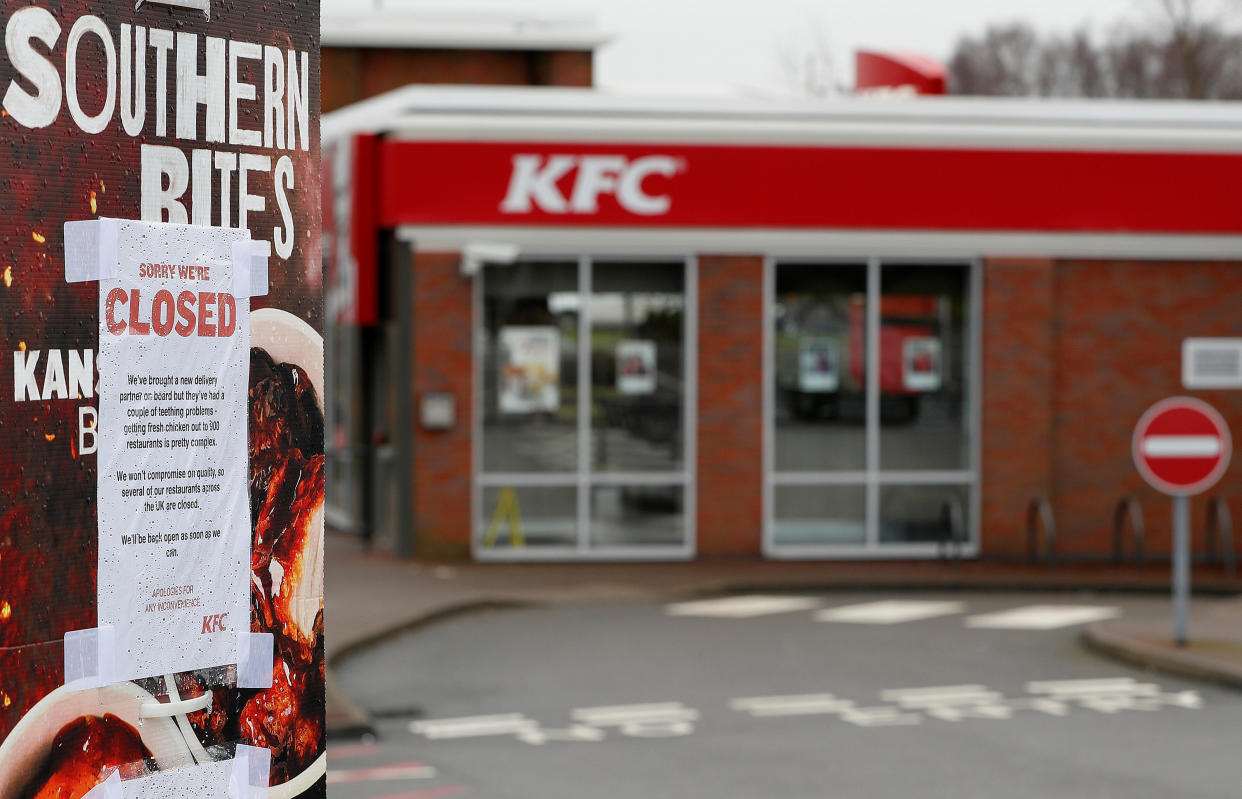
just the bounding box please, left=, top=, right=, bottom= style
left=483, top=486, right=526, bottom=548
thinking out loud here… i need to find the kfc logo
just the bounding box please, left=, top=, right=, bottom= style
left=500, top=154, right=683, bottom=216
left=201, top=613, right=229, bottom=634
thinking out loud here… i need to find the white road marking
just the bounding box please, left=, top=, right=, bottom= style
left=880, top=685, right=1011, bottom=721
left=965, top=605, right=1120, bottom=630
left=1159, top=691, right=1204, bottom=709
left=815, top=600, right=965, bottom=624
left=1005, top=698, right=1072, bottom=716
left=410, top=713, right=539, bottom=739
left=731, top=694, right=853, bottom=716
left=516, top=725, right=606, bottom=745
left=572, top=702, right=700, bottom=724
left=880, top=685, right=1002, bottom=706
left=1025, top=678, right=1155, bottom=696
left=573, top=702, right=700, bottom=737
left=1141, top=435, right=1221, bottom=457
left=1024, top=677, right=1163, bottom=712
left=730, top=693, right=922, bottom=725
left=664, top=595, right=821, bottom=618
left=838, top=706, right=923, bottom=727
left=406, top=676, right=1204, bottom=748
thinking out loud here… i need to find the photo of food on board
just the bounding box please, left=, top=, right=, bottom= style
left=0, top=0, right=322, bottom=795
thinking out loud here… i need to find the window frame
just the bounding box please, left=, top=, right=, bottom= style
left=763, top=256, right=982, bottom=559
left=473, top=254, right=698, bottom=561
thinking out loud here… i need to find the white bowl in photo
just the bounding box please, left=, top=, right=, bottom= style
left=0, top=682, right=190, bottom=799
left=247, top=308, right=327, bottom=794
left=250, top=308, right=324, bottom=405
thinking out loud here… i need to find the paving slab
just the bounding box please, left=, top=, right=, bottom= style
left=1083, top=599, right=1242, bottom=690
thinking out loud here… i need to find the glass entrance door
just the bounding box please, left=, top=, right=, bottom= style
left=476, top=257, right=695, bottom=559
left=767, top=258, right=979, bottom=557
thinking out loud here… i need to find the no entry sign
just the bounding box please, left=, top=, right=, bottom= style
left=1133, top=397, right=1232, bottom=497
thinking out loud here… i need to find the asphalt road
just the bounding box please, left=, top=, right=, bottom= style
left=331, top=591, right=1242, bottom=799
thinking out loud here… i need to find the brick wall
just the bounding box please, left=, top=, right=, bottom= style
left=1050, top=260, right=1242, bottom=558
left=697, top=256, right=765, bottom=557
left=530, top=50, right=593, bottom=87
left=983, top=258, right=1242, bottom=560
left=981, top=258, right=1056, bottom=557
left=322, top=47, right=593, bottom=112
left=407, top=253, right=1242, bottom=563
left=411, top=252, right=473, bottom=558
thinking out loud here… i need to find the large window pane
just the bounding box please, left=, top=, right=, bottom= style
left=879, top=265, right=970, bottom=471
left=774, top=263, right=868, bottom=472
left=482, top=262, right=579, bottom=472
left=590, top=262, right=685, bottom=472
left=878, top=484, right=970, bottom=544
left=590, top=484, right=684, bottom=548
left=773, top=485, right=866, bottom=546
left=479, top=257, right=692, bottom=558
left=478, top=485, right=577, bottom=550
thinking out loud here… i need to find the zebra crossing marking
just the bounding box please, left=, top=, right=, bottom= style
left=815, top=600, right=965, bottom=625
left=664, top=595, right=822, bottom=618
left=965, top=605, right=1121, bottom=630
left=665, top=595, right=1123, bottom=630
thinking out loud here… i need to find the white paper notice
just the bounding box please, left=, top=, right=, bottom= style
left=120, top=759, right=235, bottom=799
left=616, top=339, right=657, bottom=396
left=96, top=220, right=252, bottom=682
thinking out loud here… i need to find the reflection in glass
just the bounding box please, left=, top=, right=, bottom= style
left=482, top=262, right=579, bottom=473
left=773, top=264, right=868, bottom=472
left=590, top=262, right=685, bottom=472
left=879, top=265, right=970, bottom=471
left=478, top=485, right=577, bottom=549
left=324, top=324, right=362, bottom=525
left=878, top=484, right=970, bottom=544
left=590, top=484, right=684, bottom=548
left=773, top=485, right=866, bottom=546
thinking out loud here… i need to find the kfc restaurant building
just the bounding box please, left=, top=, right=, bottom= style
left=324, top=87, right=1242, bottom=563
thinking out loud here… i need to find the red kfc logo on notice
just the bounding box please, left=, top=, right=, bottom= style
left=201, top=613, right=229, bottom=634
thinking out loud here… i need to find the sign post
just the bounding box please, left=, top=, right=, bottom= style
left=1133, top=397, right=1232, bottom=647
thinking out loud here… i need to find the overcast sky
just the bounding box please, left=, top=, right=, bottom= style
left=327, top=0, right=1169, bottom=95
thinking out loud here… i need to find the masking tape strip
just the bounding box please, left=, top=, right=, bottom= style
left=236, top=631, right=274, bottom=689
left=90, top=754, right=246, bottom=799
left=231, top=240, right=270, bottom=298
left=64, top=218, right=267, bottom=296
left=82, top=770, right=124, bottom=799
left=64, top=218, right=120, bottom=283
left=139, top=689, right=213, bottom=718
left=63, top=625, right=116, bottom=691
left=229, top=744, right=272, bottom=799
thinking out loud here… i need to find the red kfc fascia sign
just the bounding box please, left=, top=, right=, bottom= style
left=499, top=153, right=685, bottom=216
left=378, top=139, right=1242, bottom=234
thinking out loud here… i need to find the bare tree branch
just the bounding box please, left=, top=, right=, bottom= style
left=773, top=11, right=837, bottom=98
left=948, top=2, right=1242, bottom=99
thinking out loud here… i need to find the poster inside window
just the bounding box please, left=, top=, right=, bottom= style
left=499, top=326, right=561, bottom=414
left=616, top=339, right=656, bottom=396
